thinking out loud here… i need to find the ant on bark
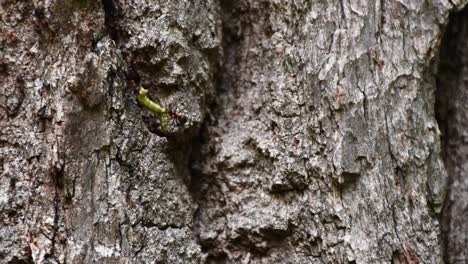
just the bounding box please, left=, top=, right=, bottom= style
left=166, top=103, right=187, bottom=127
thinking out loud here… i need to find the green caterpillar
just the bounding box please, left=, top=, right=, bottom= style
left=137, top=87, right=169, bottom=131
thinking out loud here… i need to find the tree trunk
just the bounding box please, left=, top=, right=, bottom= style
left=0, top=0, right=466, bottom=263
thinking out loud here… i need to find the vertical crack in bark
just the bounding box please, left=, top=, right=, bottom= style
left=101, top=0, right=119, bottom=42
left=50, top=185, right=60, bottom=261
left=189, top=0, right=241, bottom=260
left=436, top=7, right=468, bottom=264
left=384, top=109, right=397, bottom=165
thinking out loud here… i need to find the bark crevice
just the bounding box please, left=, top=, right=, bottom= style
left=436, top=7, right=468, bottom=264
left=101, top=0, right=120, bottom=42
left=189, top=0, right=239, bottom=259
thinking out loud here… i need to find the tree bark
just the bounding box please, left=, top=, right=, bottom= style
left=0, top=0, right=466, bottom=263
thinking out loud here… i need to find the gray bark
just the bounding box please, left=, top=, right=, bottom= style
left=0, top=0, right=466, bottom=263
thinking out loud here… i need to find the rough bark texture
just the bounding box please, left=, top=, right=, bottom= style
left=0, top=0, right=466, bottom=263
left=1, top=0, right=219, bottom=263
left=437, top=7, right=468, bottom=264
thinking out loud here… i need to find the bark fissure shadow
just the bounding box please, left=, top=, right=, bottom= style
left=189, top=0, right=242, bottom=261
left=101, top=0, right=120, bottom=42
left=436, top=7, right=468, bottom=264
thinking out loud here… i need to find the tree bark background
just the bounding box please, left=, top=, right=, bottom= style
left=0, top=0, right=466, bottom=263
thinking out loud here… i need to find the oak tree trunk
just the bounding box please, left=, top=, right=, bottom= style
left=1, top=0, right=467, bottom=263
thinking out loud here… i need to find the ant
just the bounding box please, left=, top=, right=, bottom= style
left=129, top=80, right=138, bottom=90
left=166, top=103, right=187, bottom=127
